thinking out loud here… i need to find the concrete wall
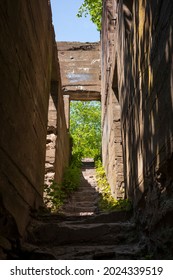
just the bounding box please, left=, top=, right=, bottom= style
left=45, top=45, right=70, bottom=186
left=0, top=0, right=69, bottom=254
left=102, top=0, right=173, bottom=255
left=101, top=0, right=124, bottom=199
left=54, top=73, right=70, bottom=184
left=57, top=42, right=101, bottom=101
left=118, top=0, right=173, bottom=218
left=0, top=0, right=52, bottom=238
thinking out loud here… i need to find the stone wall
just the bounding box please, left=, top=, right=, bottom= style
left=101, top=0, right=124, bottom=199
left=45, top=45, right=70, bottom=186
left=0, top=0, right=54, bottom=249
left=102, top=0, right=173, bottom=256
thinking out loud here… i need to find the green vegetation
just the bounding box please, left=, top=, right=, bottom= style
left=44, top=101, right=101, bottom=212
left=44, top=180, right=66, bottom=211
left=144, top=254, right=154, bottom=260
left=95, top=160, right=132, bottom=212
left=77, top=0, right=102, bottom=31
left=44, top=158, right=81, bottom=212
left=70, top=101, right=101, bottom=159
left=44, top=101, right=130, bottom=213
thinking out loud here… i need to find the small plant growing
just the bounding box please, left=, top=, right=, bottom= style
left=44, top=180, right=66, bottom=212
left=44, top=153, right=81, bottom=212
left=63, top=162, right=81, bottom=194
left=95, top=160, right=132, bottom=212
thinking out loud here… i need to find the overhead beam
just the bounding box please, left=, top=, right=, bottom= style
left=57, top=42, right=101, bottom=101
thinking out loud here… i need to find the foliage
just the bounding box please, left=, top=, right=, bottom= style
left=70, top=151, right=83, bottom=167
left=44, top=101, right=101, bottom=212
left=44, top=180, right=65, bottom=212
left=95, top=160, right=132, bottom=212
left=70, top=101, right=101, bottom=159
left=77, top=0, right=102, bottom=31
left=63, top=162, right=81, bottom=194
left=44, top=157, right=81, bottom=212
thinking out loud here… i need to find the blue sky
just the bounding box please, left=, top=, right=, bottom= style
left=50, top=0, right=100, bottom=42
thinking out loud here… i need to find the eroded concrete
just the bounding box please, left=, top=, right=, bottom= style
left=57, top=42, right=101, bottom=101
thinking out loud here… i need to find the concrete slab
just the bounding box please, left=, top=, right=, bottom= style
left=57, top=42, right=101, bottom=101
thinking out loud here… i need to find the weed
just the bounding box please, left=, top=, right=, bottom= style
left=63, top=163, right=80, bottom=194
left=44, top=180, right=66, bottom=211
left=95, top=160, right=132, bottom=212
left=44, top=153, right=81, bottom=212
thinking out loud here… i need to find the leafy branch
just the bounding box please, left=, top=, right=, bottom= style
left=77, top=0, right=102, bottom=31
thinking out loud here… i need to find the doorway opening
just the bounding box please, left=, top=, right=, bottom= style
left=70, top=100, right=101, bottom=161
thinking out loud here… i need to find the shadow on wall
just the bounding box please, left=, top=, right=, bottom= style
left=119, top=0, right=173, bottom=257
left=0, top=0, right=53, bottom=240
left=45, top=47, right=70, bottom=186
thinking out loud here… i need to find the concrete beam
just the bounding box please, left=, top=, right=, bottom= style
left=57, top=42, right=101, bottom=101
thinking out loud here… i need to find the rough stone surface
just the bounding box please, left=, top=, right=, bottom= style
left=0, top=236, right=12, bottom=251
left=13, top=161, right=143, bottom=260
left=101, top=0, right=124, bottom=199
left=20, top=208, right=145, bottom=260
left=6, top=159, right=168, bottom=260
left=57, top=42, right=101, bottom=101
left=54, top=80, right=70, bottom=185
left=45, top=80, right=70, bottom=186
left=0, top=1, right=70, bottom=254
left=60, top=160, right=99, bottom=216
left=102, top=0, right=173, bottom=256
left=18, top=214, right=145, bottom=259
left=20, top=166, right=143, bottom=260
left=0, top=0, right=54, bottom=240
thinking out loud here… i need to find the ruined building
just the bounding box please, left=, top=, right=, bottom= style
left=102, top=0, right=173, bottom=252
left=0, top=0, right=173, bottom=259
left=0, top=0, right=70, bottom=254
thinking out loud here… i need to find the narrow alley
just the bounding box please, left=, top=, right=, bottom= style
left=0, top=0, right=173, bottom=260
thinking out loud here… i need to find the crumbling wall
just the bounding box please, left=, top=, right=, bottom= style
left=101, top=0, right=124, bottom=199
left=0, top=0, right=54, bottom=253
left=115, top=0, right=173, bottom=256
left=45, top=46, right=70, bottom=186
left=44, top=83, right=58, bottom=186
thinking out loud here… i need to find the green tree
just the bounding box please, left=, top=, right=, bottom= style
left=70, top=101, right=101, bottom=158
left=77, top=0, right=102, bottom=31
